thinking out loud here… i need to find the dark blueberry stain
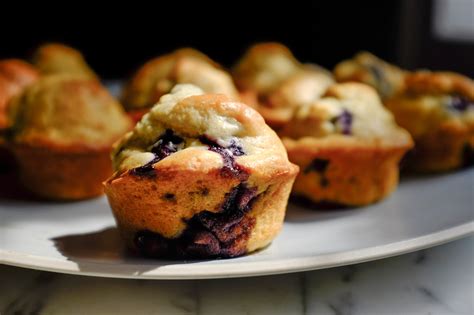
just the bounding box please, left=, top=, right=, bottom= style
left=130, top=129, right=184, bottom=178
left=448, top=96, right=474, bottom=112
left=304, top=158, right=330, bottom=174
left=199, top=135, right=247, bottom=179
left=134, top=183, right=259, bottom=259
left=150, top=129, right=184, bottom=159
left=304, top=158, right=331, bottom=187
left=132, top=133, right=256, bottom=258
left=162, top=193, right=176, bottom=201
left=130, top=156, right=161, bottom=178
left=331, top=110, right=353, bottom=135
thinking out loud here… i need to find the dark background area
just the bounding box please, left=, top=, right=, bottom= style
left=1, top=0, right=472, bottom=79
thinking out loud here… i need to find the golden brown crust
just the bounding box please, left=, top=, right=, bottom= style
left=404, top=71, right=474, bottom=100
left=105, top=85, right=299, bottom=258
left=0, top=59, right=39, bottom=129
left=122, top=48, right=238, bottom=111
left=385, top=71, right=474, bottom=172
left=7, top=75, right=132, bottom=199
left=333, top=51, right=406, bottom=100
left=11, top=144, right=112, bottom=200
left=33, top=43, right=98, bottom=80
left=233, top=43, right=333, bottom=129
left=283, top=139, right=409, bottom=206
left=280, top=83, right=413, bottom=206
left=9, top=75, right=132, bottom=150
left=233, top=42, right=301, bottom=93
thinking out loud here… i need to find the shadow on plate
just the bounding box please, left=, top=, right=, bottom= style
left=285, top=197, right=363, bottom=223
left=51, top=226, right=222, bottom=275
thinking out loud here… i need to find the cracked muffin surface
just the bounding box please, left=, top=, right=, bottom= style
left=385, top=71, right=474, bottom=171
left=105, top=84, right=299, bottom=259
left=281, top=83, right=413, bottom=206
left=234, top=42, right=334, bottom=129
left=122, top=48, right=239, bottom=116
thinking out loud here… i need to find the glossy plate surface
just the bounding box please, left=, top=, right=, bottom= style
left=1, top=169, right=473, bottom=279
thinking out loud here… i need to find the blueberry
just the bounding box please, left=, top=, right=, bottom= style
left=304, top=158, right=330, bottom=174
left=331, top=110, right=353, bottom=135
left=130, top=157, right=160, bottom=178
left=448, top=96, right=473, bottom=112
left=199, top=135, right=247, bottom=179
left=131, top=130, right=184, bottom=178
left=133, top=183, right=259, bottom=259
left=151, top=129, right=184, bottom=159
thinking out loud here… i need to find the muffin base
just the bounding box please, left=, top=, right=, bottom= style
left=404, top=123, right=473, bottom=172
left=11, top=144, right=113, bottom=200
left=105, top=164, right=297, bottom=259
left=284, top=140, right=410, bottom=206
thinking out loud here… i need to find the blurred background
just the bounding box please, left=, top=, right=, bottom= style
left=1, top=0, right=473, bottom=79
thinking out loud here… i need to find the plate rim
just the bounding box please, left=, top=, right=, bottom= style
left=2, top=221, right=473, bottom=280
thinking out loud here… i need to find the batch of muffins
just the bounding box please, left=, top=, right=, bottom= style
left=0, top=42, right=472, bottom=259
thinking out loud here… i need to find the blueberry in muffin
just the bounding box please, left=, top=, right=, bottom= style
left=122, top=48, right=239, bottom=122
left=385, top=71, right=474, bottom=171
left=233, top=42, right=334, bottom=129
left=280, top=83, right=413, bottom=206
left=7, top=74, right=131, bottom=199
left=105, top=84, right=298, bottom=259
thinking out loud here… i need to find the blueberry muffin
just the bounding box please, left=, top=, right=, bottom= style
left=122, top=48, right=239, bottom=122
left=234, top=42, right=334, bottom=129
left=0, top=59, right=39, bottom=130
left=33, top=43, right=98, bottom=80
left=105, top=84, right=299, bottom=259
left=385, top=71, right=474, bottom=172
left=334, top=51, right=406, bottom=100
left=7, top=74, right=131, bottom=199
left=280, top=83, right=413, bottom=206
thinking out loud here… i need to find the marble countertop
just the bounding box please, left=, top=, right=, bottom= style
left=1, top=236, right=473, bottom=315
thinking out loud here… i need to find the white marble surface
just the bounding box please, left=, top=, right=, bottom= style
left=1, top=236, right=473, bottom=315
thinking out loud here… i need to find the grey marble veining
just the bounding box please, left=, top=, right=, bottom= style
left=1, top=236, right=473, bottom=315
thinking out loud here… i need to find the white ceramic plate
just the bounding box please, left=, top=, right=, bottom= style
left=1, top=168, right=473, bottom=279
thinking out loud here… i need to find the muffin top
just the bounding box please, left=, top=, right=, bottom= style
left=385, top=71, right=474, bottom=137
left=334, top=51, right=406, bottom=100
left=9, top=74, right=131, bottom=150
left=280, top=83, right=412, bottom=147
left=233, top=43, right=334, bottom=129
left=267, top=67, right=334, bottom=109
left=0, top=59, right=39, bottom=129
left=122, top=48, right=239, bottom=110
left=113, top=84, right=293, bottom=176
left=404, top=71, right=474, bottom=100
left=233, top=42, right=302, bottom=95
left=33, top=43, right=98, bottom=80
